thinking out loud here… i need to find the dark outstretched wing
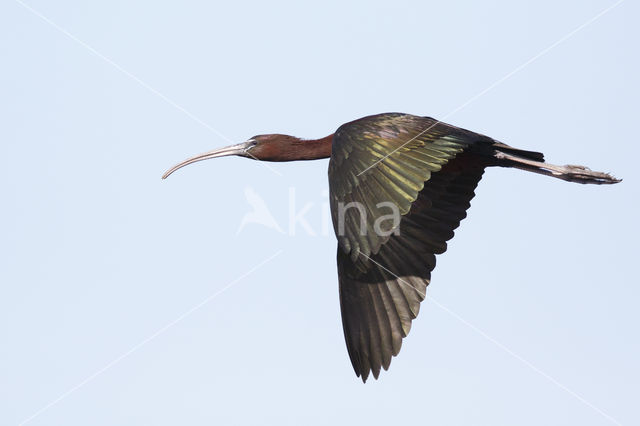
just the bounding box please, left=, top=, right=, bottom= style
left=329, top=113, right=491, bottom=381
left=329, top=113, right=492, bottom=262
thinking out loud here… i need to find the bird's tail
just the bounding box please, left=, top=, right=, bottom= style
left=492, top=143, right=621, bottom=185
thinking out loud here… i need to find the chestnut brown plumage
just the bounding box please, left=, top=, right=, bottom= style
left=163, top=112, right=620, bottom=382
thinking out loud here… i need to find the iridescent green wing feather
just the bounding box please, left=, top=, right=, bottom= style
left=329, top=112, right=490, bottom=261
left=328, top=113, right=490, bottom=381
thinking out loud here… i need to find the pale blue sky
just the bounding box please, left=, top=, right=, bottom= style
left=1, top=1, right=638, bottom=425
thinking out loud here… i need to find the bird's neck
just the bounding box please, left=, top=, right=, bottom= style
left=256, top=134, right=333, bottom=161
left=293, top=134, right=333, bottom=160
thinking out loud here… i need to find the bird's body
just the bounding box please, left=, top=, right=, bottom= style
left=163, top=112, right=619, bottom=382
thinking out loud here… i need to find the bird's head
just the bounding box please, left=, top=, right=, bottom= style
left=162, top=134, right=332, bottom=179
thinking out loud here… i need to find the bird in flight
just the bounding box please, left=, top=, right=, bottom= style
left=163, top=113, right=619, bottom=382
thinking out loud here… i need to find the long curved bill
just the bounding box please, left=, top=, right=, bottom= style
left=162, top=141, right=252, bottom=179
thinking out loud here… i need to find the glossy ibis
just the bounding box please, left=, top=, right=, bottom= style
left=163, top=113, right=619, bottom=382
